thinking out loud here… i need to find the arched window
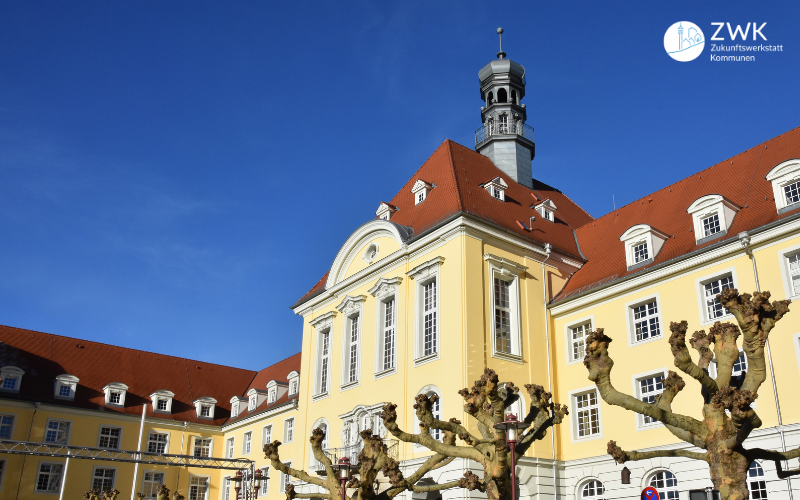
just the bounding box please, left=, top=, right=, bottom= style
left=415, top=385, right=442, bottom=442
left=748, top=462, right=768, bottom=500
left=497, top=88, right=508, bottom=103
left=498, top=114, right=508, bottom=134
left=511, top=90, right=518, bottom=105
left=487, top=91, right=494, bottom=105
left=581, top=480, right=604, bottom=500
left=649, top=471, right=679, bottom=500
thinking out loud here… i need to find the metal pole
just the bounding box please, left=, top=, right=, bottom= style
left=58, top=451, right=70, bottom=500
left=176, top=421, right=188, bottom=491
left=509, top=441, right=517, bottom=500
left=739, top=232, right=793, bottom=500
left=540, top=243, right=557, bottom=500
left=131, top=404, right=147, bottom=500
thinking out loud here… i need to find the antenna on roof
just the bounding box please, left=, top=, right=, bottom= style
left=497, top=28, right=506, bottom=60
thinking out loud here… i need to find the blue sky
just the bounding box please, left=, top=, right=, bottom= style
left=1, top=1, right=798, bottom=370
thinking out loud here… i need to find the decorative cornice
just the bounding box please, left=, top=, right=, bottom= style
left=407, top=256, right=445, bottom=280
left=308, top=310, right=337, bottom=329
left=483, top=253, right=527, bottom=276
left=335, top=295, right=367, bottom=316
left=367, top=277, right=403, bottom=298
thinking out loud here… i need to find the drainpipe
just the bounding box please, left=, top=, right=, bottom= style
left=16, top=402, right=40, bottom=499
left=739, top=232, right=793, bottom=499
left=131, top=404, right=147, bottom=500
left=57, top=450, right=70, bottom=500
left=540, top=243, right=557, bottom=500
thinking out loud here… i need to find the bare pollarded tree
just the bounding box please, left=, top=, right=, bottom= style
left=264, top=368, right=567, bottom=500
left=583, top=289, right=799, bottom=500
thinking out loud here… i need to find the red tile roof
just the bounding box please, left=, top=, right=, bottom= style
left=0, top=324, right=300, bottom=425
left=226, top=352, right=301, bottom=424
left=556, top=126, right=800, bottom=301
left=295, top=140, right=594, bottom=306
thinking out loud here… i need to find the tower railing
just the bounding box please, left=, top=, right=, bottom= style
left=475, top=122, right=534, bottom=148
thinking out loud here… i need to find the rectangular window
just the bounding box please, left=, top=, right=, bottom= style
left=348, top=315, right=359, bottom=383
left=494, top=278, right=512, bottom=354
left=284, top=419, right=294, bottom=443
left=570, top=322, right=592, bottom=361
left=223, top=477, right=231, bottom=500
left=318, top=330, right=330, bottom=394
left=92, top=467, right=116, bottom=491
left=704, top=274, right=734, bottom=320
left=194, top=437, right=211, bottom=458
left=788, top=252, right=800, bottom=296
left=260, top=468, right=269, bottom=496
left=638, top=375, right=665, bottom=425
left=36, top=463, right=63, bottom=492
left=702, top=214, right=721, bottom=237
left=423, top=280, right=437, bottom=356
left=248, top=396, right=256, bottom=411
left=633, top=242, right=649, bottom=263
left=242, top=432, right=252, bottom=455
left=142, top=472, right=165, bottom=498
left=0, top=415, right=14, bottom=439
left=280, top=461, right=292, bottom=493
left=189, top=476, right=208, bottom=500
left=382, top=298, right=396, bottom=371
left=147, top=432, right=168, bottom=454
left=785, top=181, right=800, bottom=206
left=44, top=420, right=70, bottom=444
left=109, top=391, right=121, bottom=405
left=262, top=425, right=272, bottom=446
left=226, top=438, right=235, bottom=459
left=732, top=351, right=748, bottom=377
left=575, top=391, right=600, bottom=438
left=58, top=384, right=72, bottom=398
left=290, top=380, right=298, bottom=395
left=493, top=187, right=501, bottom=199
left=1, top=377, right=18, bottom=391
left=156, top=398, right=168, bottom=412
left=199, top=404, right=211, bottom=417
left=98, top=426, right=121, bottom=449
left=633, top=300, right=661, bottom=342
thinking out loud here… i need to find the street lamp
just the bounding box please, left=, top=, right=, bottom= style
left=253, top=468, right=266, bottom=498
left=232, top=470, right=243, bottom=500
left=332, top=457, right=352, bottom=500
left=494, top=414, right=525, bottom=500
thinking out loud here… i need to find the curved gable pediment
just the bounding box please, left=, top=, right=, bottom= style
left=326, top=220, right=412, bottom=289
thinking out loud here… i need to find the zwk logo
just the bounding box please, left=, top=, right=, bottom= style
left=664, top=21, right=705, bottom=61
left=710, top=22, right=767, bottom=41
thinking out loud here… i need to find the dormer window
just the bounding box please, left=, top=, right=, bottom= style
left=249, top=395, right=257, bottom=411
left=150, top=390, right=175, bottom=414
left=0, top=366, right=24, bottom=393
left=483, top=177, right=508, bottom=201
left=375, top=202, right=398, bottom=221
left=54, top=374, right=79, bottom=401
left=287, top=371, right=300, bottom=396
left=103, top=383, right=128, bottom=407
left=411, top=179, right=433, bottom=205
left=230, top=396, right=247, bottom=418
left=620, top=224, right=670, bottom=271
left=766, top=159, right=800, bottom=214
left=193, top=397, right=217, bottom=420
left=687, top=195, right=740, bottom=244
left=534, top=199, right=557, bottom=222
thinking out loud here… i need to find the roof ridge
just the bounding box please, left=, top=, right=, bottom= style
left=444, top=140, right=465, bottom=211
left=587, top=124, right=800, bottom=222
left=0, top=323, right=276, bottom=374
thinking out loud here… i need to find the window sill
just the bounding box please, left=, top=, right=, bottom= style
left=312, top=392, right=330, bottom=402
left=778, top=202, right=800, bottom=215
left=636, top=421, right=664, bottom=432
left=629, top=333, right=664, bottom=348
left=626, top=258, right=654, bottom=272
left=491, top=351, right=523, bottom=364
left=701, top=313, right=733, bottom=327
left=570, top=433, right=603, bottom=444
left=696, top=229, right=728, bottom=246
left=340, top=381, right=360, bottom=392
left=374, top=368, right=397, bottom=380
left=414, top=352, right=439, bottom=367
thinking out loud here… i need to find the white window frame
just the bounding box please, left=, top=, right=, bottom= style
left=310, top=312, right=337, bottom=400
left=695, top=267, right=738, bottom=326
left=35, top=461, right=64, bottom=493
left=369, top=277, right=403, bottom=379
left=43, top=419, right=71, bottom=445
left=230, top=397, right=246, bottom=418
left=141, top=471, right=165, bottom=499
left=411, top=179, right=432, bottom=205
left=778, top=242, right=800, bottom=299
left=619, top=224, right=669, bottom=270
left=483, top=176, right=508, bottom=201
left=284, top=418, right=294, bottom=443
left=485, top=254, right=526, bottom=362
left=407, top=257, right=445, bottom=365
left=146, top=431, right=169, bottom=454
left=193, top=436, right=212, bottom=458
left=336, top=295, right=366, bottom=390
left=90, top=466, right=117, bottom=492
left=150, top=390, right=175, bottom=414
left=97, top=425, right=122, bottom=449
left=535, top=199, right=557, bottom=223
left=189, top=475, right=210, bottom=500
left=0, top=366, right=24, bottom=394
left=687, top=195, right=740, bottom=244
left=578, top=479, right=605, bottom=500
left=280, top=461, right=293, bottom=493
left=648, top=470, right=679, bottom=500
left=259, top=467, right=270, bottom=496
left=413, top=385, right=443, bottom=450
left=624, top=293, right=664, bottom=346
left=564, top=315, right=594, bottom=365
left=53, top=374, right=79, bottom=401
left=766, top=159, right=800, bottom=214
left=226, top=437, right=235, bottom=459
left=287, top=371, right=300, bottom=396
left=747, top=461, right=769, bottom=500
left=631, top=368, right=668, bottom=430
left=262, top=425, right=272, bottom=447
left=0, top=414, right=16, bottom=440
left=193, top=397, right=216, bottom=420
left=569, top=386, right=602, bottom=443
left=102, top=383, right=128, bottom=408
left=248, top=395, right=257, bottom=411
left=242, top=431, right=252, bottom=456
